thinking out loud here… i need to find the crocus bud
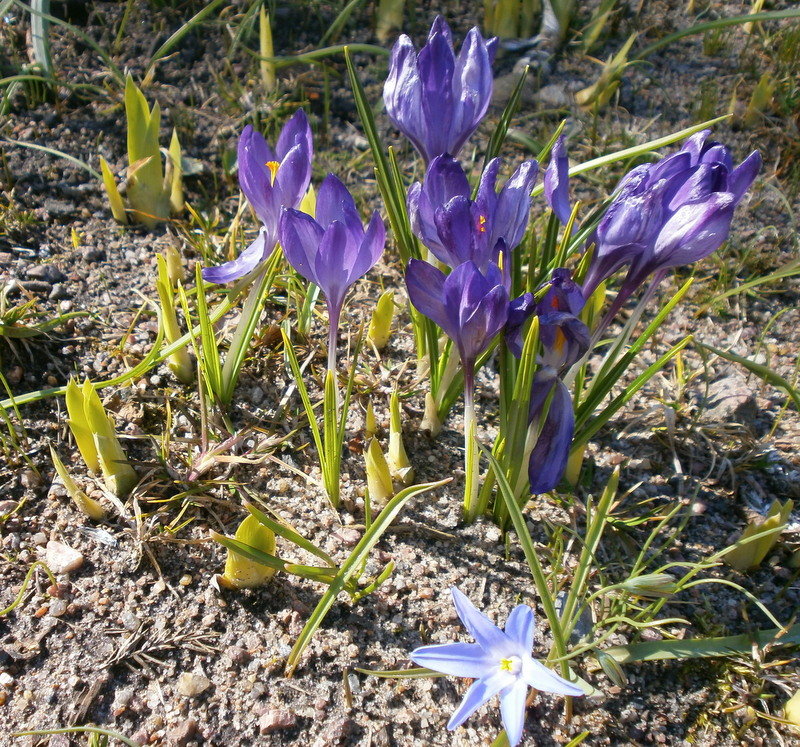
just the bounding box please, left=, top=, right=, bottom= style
left=383, top=16, right=496, bottom=163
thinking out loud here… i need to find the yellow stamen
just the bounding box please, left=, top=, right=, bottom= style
left=554, top=328, right=566, bottom=353
left=266, top=160, right=280, bottom=185
left=477, top=214, right=487, bottom=233
left=499, top=658, right=515, bottom=672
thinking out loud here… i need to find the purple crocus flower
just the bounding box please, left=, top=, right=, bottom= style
left=501, top=269, right=590, bottom=495
left=405, top=259, right=509, bottom=375
left=583, top=131, right=761, bottom=316
left=203, top=111, right=313, bottom=284
left=383, top=16, right=497, bottom=163
left=543, top=134, right=572, bottom=226
left=410, top=587, right=583, bottom=746
left=408, top=154, right=538, bottom=272
left=279, top=174, right=385, bottom=370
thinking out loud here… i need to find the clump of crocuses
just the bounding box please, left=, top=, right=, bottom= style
left=384, top=16, right=497, bottom=164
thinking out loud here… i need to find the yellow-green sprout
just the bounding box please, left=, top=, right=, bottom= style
left=49, top=445, right=106, bottom=521
left=100, top=74, right=183, bottom=228
left=368, top=289, right=395, bottom=350
left=388, top=389, right=414, bottom=485
left=219, top=515, right=276, bottom=589
left=724, top=499, right=794, bottom=571
left=365, top=437, right=393, bottom=509
left=65, top=378, right=138, bottom=498
left=155, top=252, right=194, bottom=384
left=365, top=399, right=377, bottom=439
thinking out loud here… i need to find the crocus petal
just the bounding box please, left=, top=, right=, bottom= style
left=680, top=129, right=711, bottom=164
left=458, top=284, right=509, bottom=363
left=450, top=587, right=510, bottom=657
left=528, top=376, right=574, bottom=495
left=313, top=219, right=351, bottom=312
left=447, top=669, right=512, bottom=731
left=410, top=642, right=493, bottom=678
left=728, top=150, right=761, bottom=201
left=505, top=292, right=536, bottom=358
left=347, top=211, right=385, bottom=284
left=450, top=26, right=494, bottom=154
left=521, top=658, right=585, bottom=697
left=544, top=134, right=571, bottom=226
left=418, top=29, right=455, bottom=159
left=279, top=207, right=325, bottom=286
left=652, top=192, right=736, bottom=268
left=405, top=259, right=451, bottom=336
left=434, top=196, right=479, bottom=267
left=273, top=142, right=313, bottom=216
left=425, top=155, right=472, bottom=205
left=503, top=605, right=536, bottom=653
left=499, top=679, right=529, bottom=747
left=384, top=37, right=428, bottom=159
left=493, top=159, right=538, bottom=250
left=315, top=174, right=362, bottom=241
left=237, top=126, right=274, bottom=223
left=202, top=229, right=270, bottom=284
left=275, top=109, right=313, bottom=162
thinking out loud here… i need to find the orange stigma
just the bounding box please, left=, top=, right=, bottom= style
left=477, top=214, right=487, bottom=233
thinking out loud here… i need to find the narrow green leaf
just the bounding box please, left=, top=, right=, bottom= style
left=245, top=502, right=335, bottom=566
left=144, top=0, right=228, bottom=79
left=355, top=667, right=445, bottom=679
left=285, top=478, right=451, bottom=676
left=601, top=623, right=800, bottom=664
left=695, top=341, right=800, bottom=411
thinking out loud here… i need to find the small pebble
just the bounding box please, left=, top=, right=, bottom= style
left=45, top=541, right=84, bottom=574
left=176, top=672, right=211, bottom=698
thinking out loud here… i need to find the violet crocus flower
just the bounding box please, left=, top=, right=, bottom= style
left=203, top=111, right=313, bottom=284
left=410, top=588, right=583, bottom=746
left=543, top=134, right=572, bottom=226
left=408, top=154, right=538, bottom=272
left=528, top=270, right=590, bottom=494
left=582, top=130, right=761, bottom=317
left=502, top=269, right=590, bottom=495
left=406, top=259, right=509, bottom=379
left=279, top=174, right=385, bottom=371
left=406, top=259, right=509, bottom=519
left=383, top=16, right=497, bottom=163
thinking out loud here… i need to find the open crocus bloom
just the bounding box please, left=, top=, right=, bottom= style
left=203, top=110, right=313, bottom=284
left=384, top=16, right=497, bottom=164
left=410, top=588, right=583, bottom=746
left=408, top=154, right=537, bottom=273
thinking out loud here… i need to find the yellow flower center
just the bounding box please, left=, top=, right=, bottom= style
left=266, top=160, right=280, bottom=185
left=499, top=656, right=521, bottom=674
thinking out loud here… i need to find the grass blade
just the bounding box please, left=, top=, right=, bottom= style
left=285, top=478, right=451, bottom=676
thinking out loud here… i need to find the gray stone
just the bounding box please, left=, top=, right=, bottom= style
left=700, top=373, right=758, bottom=424
left=26, top=263, right=65, bottom=283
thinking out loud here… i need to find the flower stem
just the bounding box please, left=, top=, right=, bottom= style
left=462, top=363, right=481, bottom=522
left=327, top=302, right=341, bottom=375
